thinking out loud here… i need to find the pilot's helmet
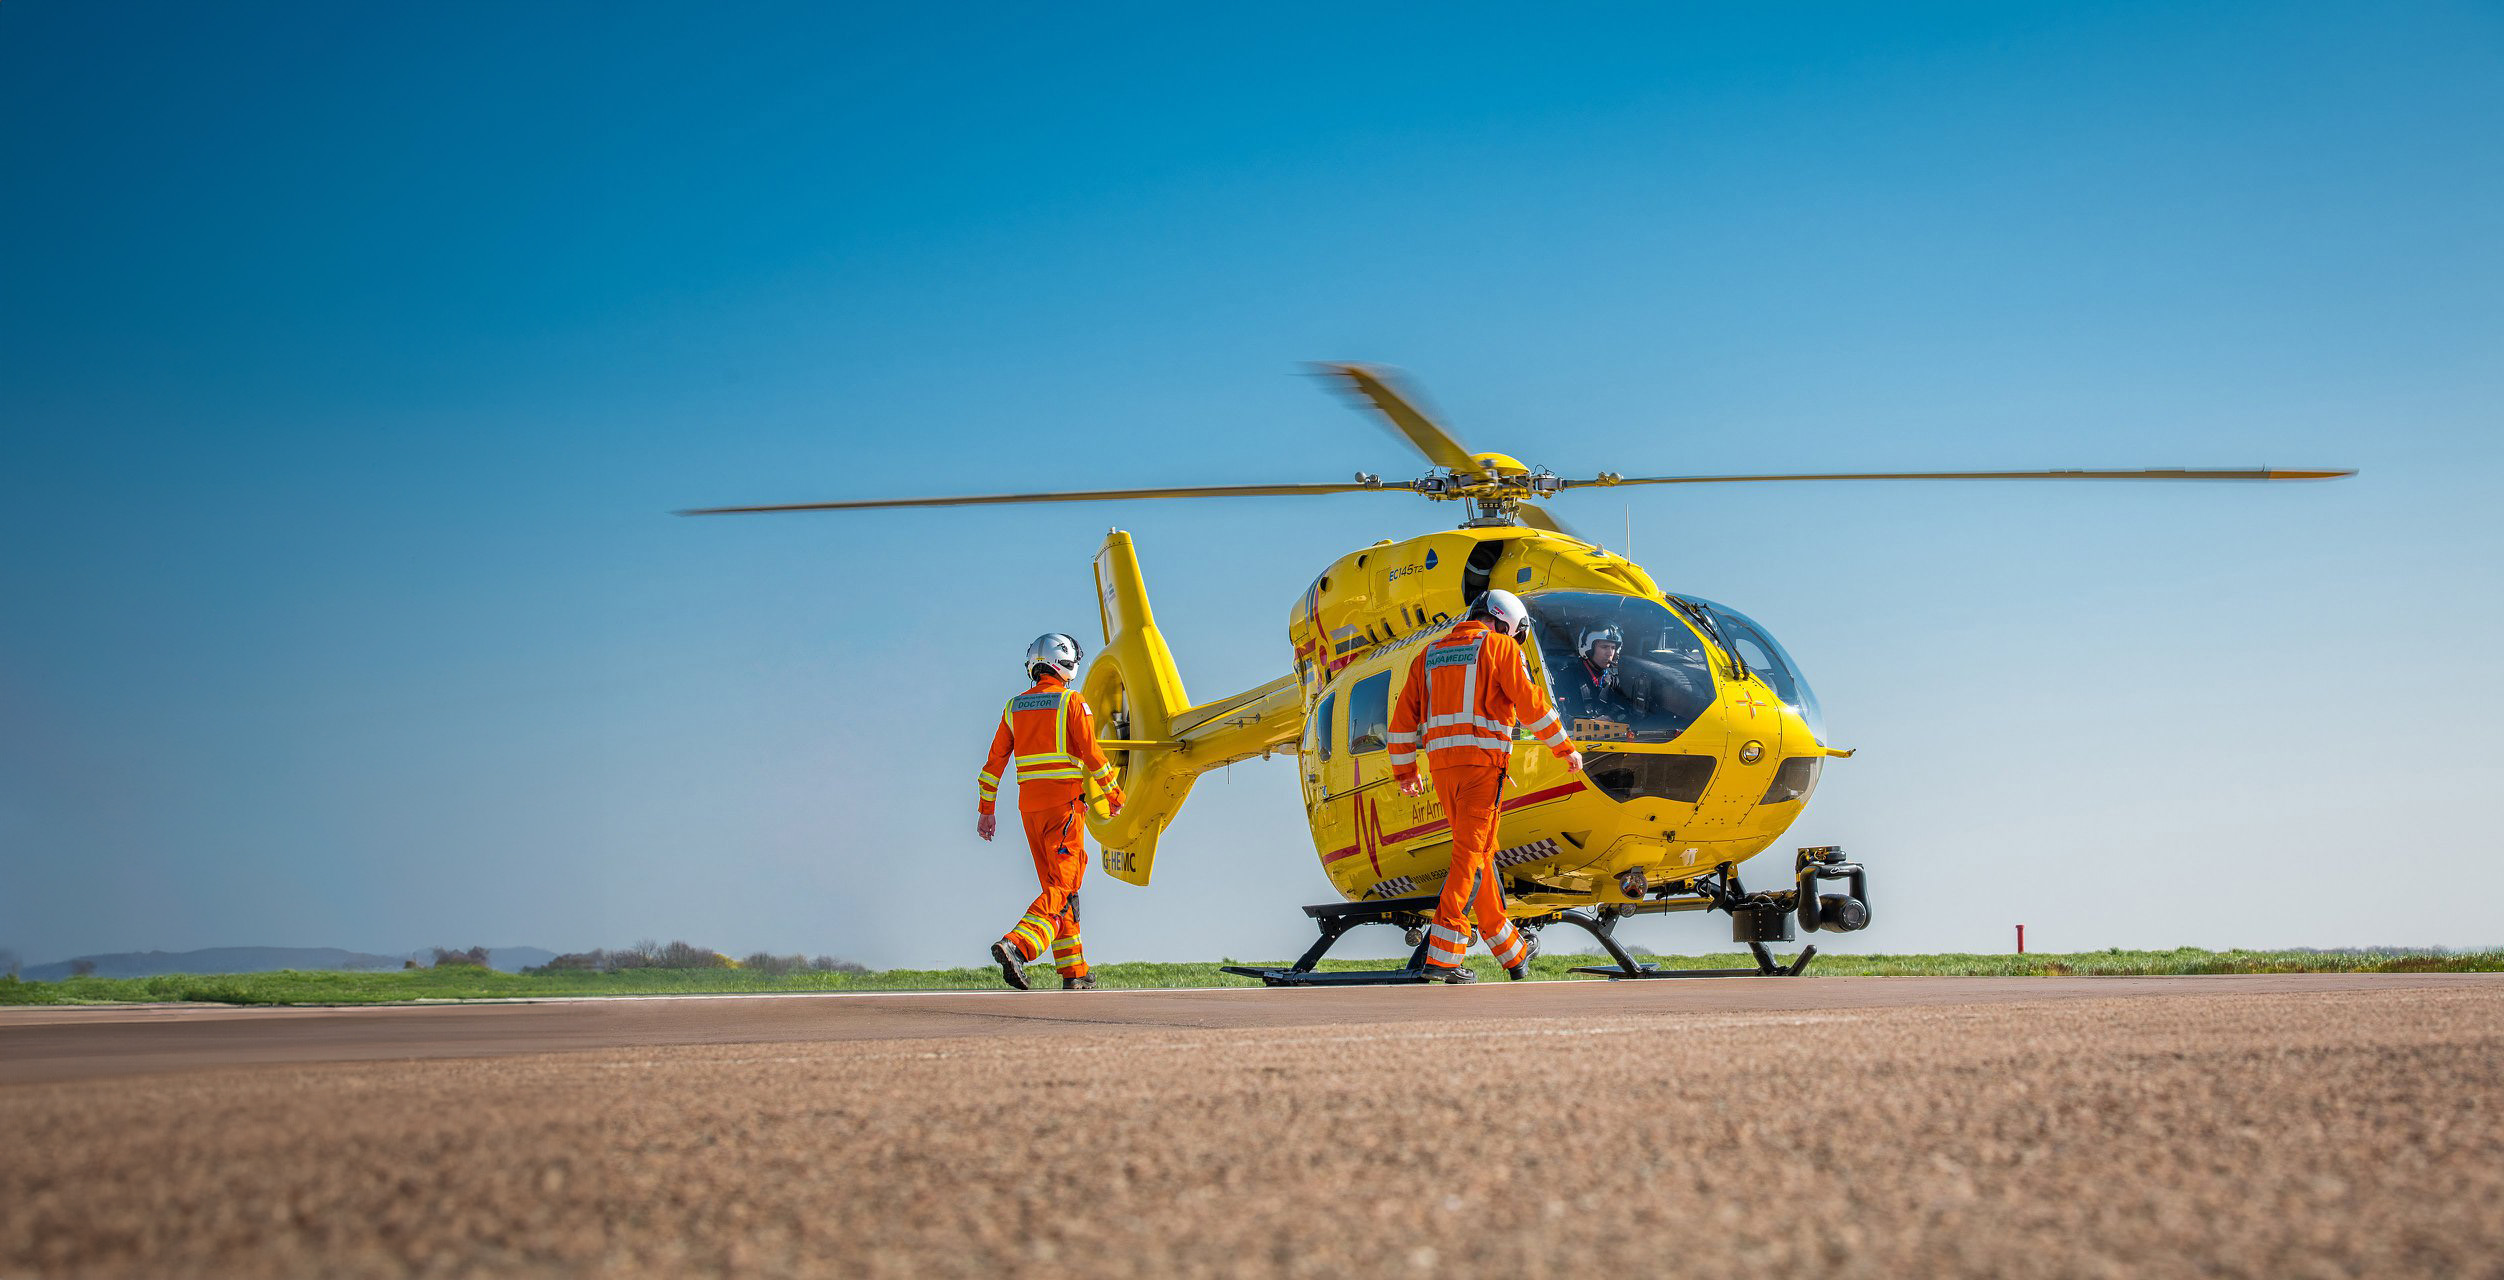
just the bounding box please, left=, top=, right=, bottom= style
left=1578, top=625, right=1624, bottom=661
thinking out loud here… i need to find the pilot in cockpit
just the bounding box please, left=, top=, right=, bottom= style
left=1559, top=624, right=1627, bottom=719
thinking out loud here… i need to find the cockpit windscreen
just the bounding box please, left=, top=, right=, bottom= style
left=1522, top=591, right=1716, bottom=743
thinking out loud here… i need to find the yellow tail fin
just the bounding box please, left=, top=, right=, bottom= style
left=1080, top=530, right=1303, bottom=885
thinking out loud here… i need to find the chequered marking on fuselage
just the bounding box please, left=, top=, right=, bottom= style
left=1494, top=838, right=1559, bottom=868
left=1360, top=842, right=1553, bottom=900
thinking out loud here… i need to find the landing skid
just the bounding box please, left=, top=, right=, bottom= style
left=1539, top=862, right=1811, bottom=979
left=1220, top=895, right=1442, bottom=987
left=1223, top=850, right=1870, bottom=988
left=1555, top=909, right=1817, bottom=979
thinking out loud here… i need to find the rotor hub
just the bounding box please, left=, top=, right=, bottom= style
left=1408, top=466, right=1567, bottom=528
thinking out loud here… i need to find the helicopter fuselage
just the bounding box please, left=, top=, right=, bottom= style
left=1284, top=525, right=1836, bottom=915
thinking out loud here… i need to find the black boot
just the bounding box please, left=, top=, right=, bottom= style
left=1509, top=928, right=1539, bottom=980
left=990, top=941, right=1030, bottom=990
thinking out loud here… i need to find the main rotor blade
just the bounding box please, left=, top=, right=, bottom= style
left=679, top=479, right=1390, bottom=516
left=1314, top=363, right=1485, bottom=479
left=1574, top=467, right=2356, bottom=488
left=1515, top=502, right=1584, bottom=541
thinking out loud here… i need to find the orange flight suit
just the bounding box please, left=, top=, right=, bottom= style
left=977, top=674, right=1120, bottom=979
left=1388, top=618, right=1574, bottom=975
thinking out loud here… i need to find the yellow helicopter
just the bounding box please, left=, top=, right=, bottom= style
left=686, top=365, right=2352, bottom=983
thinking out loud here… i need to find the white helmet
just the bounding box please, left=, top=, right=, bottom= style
left=1025, top=632, right=1084, bottom=681
left=1578, top=625, right=1624, bottom=659
left=1470, top=588, right=1531, bottom=639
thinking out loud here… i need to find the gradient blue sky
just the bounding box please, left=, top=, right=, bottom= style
left=4, top=1, right=2498, bottom=967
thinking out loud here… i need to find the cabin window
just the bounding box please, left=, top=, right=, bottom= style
left=1680, top=596, right=1824, bottom=736
left=1521, top=590, right=1717, bottom=744
left=1312, top=692, right=1336, bottom=761
left=1347, top=673, right=1392, bottom=753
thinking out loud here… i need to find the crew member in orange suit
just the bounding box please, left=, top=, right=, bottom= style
left=1388, top=589, right=1583, bottom=983
left=977, top=632, right=1123, bottom=991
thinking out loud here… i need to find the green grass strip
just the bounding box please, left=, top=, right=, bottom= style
left=4, top=947, right=2498, bottom=1006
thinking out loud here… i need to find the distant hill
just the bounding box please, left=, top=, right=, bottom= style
left=25, top=946, right=408, bottom=982
left=23, top=944, right=559, bottom=981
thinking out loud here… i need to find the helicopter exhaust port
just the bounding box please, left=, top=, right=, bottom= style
left=1795, top=846, right=1871, bottom=934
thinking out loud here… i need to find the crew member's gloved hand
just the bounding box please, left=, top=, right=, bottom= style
left=1565, top=750, right=1585, bottom=773
left=977, top=813, right=996, bottom=841
left=1106, top=788, right=1125, bottom=817
left=1398, top=777, right=1426, bottom=797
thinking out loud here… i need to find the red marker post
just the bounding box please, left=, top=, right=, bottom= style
left=2016, top=924, right=2027, bottom=954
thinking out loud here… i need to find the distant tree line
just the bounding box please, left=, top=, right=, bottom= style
left=524, top=938, right=866, bottom=975
left=737, top=951, right=868, bottom=977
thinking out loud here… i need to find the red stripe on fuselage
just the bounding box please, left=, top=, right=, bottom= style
left=1319, top=779, right=1586, bottom=864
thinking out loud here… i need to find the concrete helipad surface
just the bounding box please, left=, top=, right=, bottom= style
left=5, top=974, right=2500, bottom=1277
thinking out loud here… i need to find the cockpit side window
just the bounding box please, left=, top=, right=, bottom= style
left=1683, top=597, right=1823, bottom=736
left=1347, top=673, right=1392, bottom=754
left=1311, top=692, right=1336, bottom=761
left=1726, top=631, right=1773, bottom=670
left=1521, top=590, right=1718, bottom=744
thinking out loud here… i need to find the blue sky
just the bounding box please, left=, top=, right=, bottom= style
left=3, top=1, right=2498, bottom=967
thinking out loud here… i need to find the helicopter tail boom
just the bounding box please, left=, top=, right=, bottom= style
left=1081, top=530, right=1303, bottom=886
